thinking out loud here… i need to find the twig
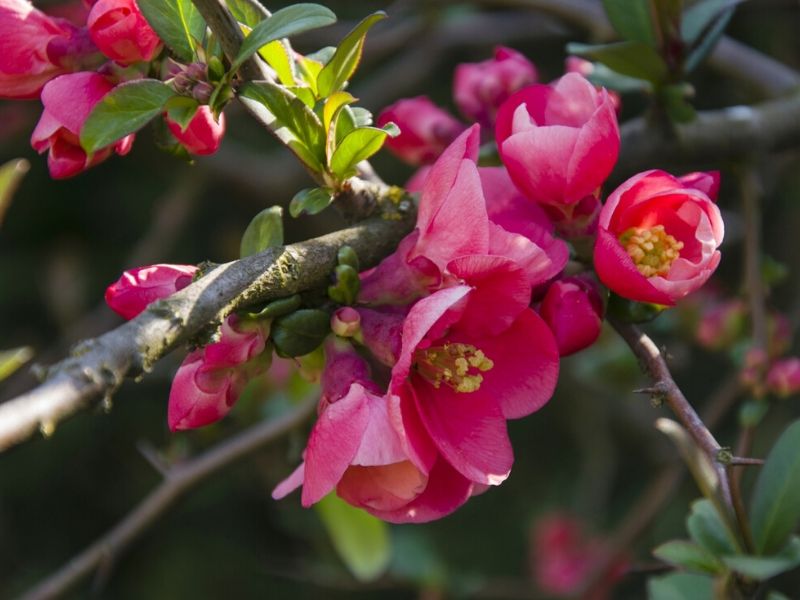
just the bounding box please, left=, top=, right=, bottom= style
left=0, top=208, right=414, bottom=452
left=15, top=395, right=317, bottom=600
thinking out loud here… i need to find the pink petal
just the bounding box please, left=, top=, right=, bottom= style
left=272, top=463, right=305, bottom=499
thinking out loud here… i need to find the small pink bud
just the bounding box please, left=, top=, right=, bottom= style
left=454, top=46, right=537, bottom=128
left=166, top=105, right=225, bottom=155
left=331, top=307, right=361, bottom=338
left=540, top=276, right=604, bottom=356
left=105, top=263, right=197, bottom=320
left=87, top=0, right=162, bottom=66
left=377, top=96, right=466, bottom=165
left=191, top=80, right=213, bottom=104
left=740, top=347, right=769, bottom=392
left=766, top=358, right=800, bottom=398
left=696, top=299, right=746, bottom=350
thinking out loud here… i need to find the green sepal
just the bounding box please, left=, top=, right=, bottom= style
left=271, top=309, right=331, bottom=358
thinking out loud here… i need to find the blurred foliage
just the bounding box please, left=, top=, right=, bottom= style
left=2, top=0, right=800, bottom=599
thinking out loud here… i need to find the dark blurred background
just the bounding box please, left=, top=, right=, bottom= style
left=2, top=1, right=800, bottom=598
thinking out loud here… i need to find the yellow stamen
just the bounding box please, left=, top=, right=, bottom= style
left=619, top=224, right=683, bottom=277
left=414, top=343, right=494, bottom=393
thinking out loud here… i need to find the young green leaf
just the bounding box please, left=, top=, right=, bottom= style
left=653, top=540, right=725, bottom=575
left=317, top=12, right=387, bottom=98
left=315, top=493, right=391, bottom=582
left=0, top=159, right=29, bottom=227
left=323, top=91, right=356, bottom=160
left=271, top=309, right=330, bottom=357
left=233, top=3, right=336, bottom=71
left=687, top=498, right=739, bottom=556
left=682, top=0, right=742, bottom=46
left=647, top=572, right=715, bottom=600
left=226, top=0, right=269, bottom=28
left=259, top=40, right=297, bottom=86
left=137, top=0, right=205, bottom=62
left=329, top=126, right=391, bottom=180
left=602, top=0, right=655, bottom=44
left=240, top=206, right=284, bottom=258
left=289, top=187, right=333, bottom=217
left=683, top=1, right=741, bottom=73
left=584, top=62, right=652, bottom=93
left=0, top=347, right=34, bottom=382
left=80, top=80, right=176, bottom=154
left=751, top=420, right=800, bottom=555
left=722, top=537, right=800, bottom=580
left=567, top=41, right=668, bottom=85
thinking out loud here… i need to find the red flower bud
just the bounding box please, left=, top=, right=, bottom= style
left=87, top=0, right=161, bottom=65
left=540, top=276, right=604, bottom=356
left=767, top=358, right=800, bottom=398
left=105, top=263, right=197, bottom=320
left=166, top=105, right=226, bottom=155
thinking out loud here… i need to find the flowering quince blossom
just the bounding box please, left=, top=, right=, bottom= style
left=105, top=263, right=197, bottom=320
left=594, top=169, right=724, bottom=305
left=0, top=0, right=87, bottom=99
left=168, top=315, right=269, bottom=431
left=540, top=276, right=604, bottom=356
left=496, top=72, right=620, bottom=207
left=165, top=105, right=226, bottom=156
left=766, top=357, right=800, bottom=398
left=30, top=71, right=134, bottom=178
left=453, top=46, right=538, bottom=128
left=377, top=96, right=466, bottom=165
left=87, top=0, right=162, bottom=65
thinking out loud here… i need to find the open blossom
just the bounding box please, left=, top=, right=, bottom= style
left=165, top=105, right=226, bottom=155
left=377, top=96, right=466, bottom=165
left=168, top=315, right=269, bottom=431
left=594, top=170, right=724, bottom=306
left=496, top=73, right=619, bottom=207
left=453, top=46, right=537, bottom=128
left=540, top=276, right=604, bottom=356
left=87, top=0, right=161, bottom=65
left=105, top=263, right=197, bottom=319
left=0, top=0, right=85, bottom=99
left=30, top=72, right=133, bottom=178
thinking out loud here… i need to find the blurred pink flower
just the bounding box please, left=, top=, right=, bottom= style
left=767, top=357, right=800, bottom=398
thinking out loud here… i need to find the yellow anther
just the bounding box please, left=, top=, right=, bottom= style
left=619, top=224, right=684, bottom=277
left=414, top=342, right=494, bottom=393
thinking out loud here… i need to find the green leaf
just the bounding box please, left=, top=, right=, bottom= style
left=239, top=81, right=326, bottom=170
left=767, top=592, right=791, bottom=600
left=315, top=494, right=391, bottom=582
left=0, top=347, right=34, bottom=382
left=585, top=62, right=652, bottom=93
left=137, top=0, right=205, bottom=62
left=233, top=3, right=336, bottom=71
left=226, top=0, right=269, bottom=28
left=751, top=420, right=800, bottom=554
left=661, top=84, right=697, bottom=123
left=567, top=41, right=668, bottom=85
left=271, top=309, right=330, bottom=358
left=683, top=1, right=740, bottom=73
left=647, top=572, right=715, bottom=600
left=259, top=40, right=296, bottom=86
left=323, top=91, right=356, bottom=160
left=722, top=537, right=800, bottom=580
left=350, top=106, right=373, bottom=128
left=687, top=499, right=739, bottom=555
left=289, top=187, right=333, bottom=217
left=0, top=159, right=29, bottom=227
left=329, top=126, right=390, bottom=180
left=328, top=264, right=360, bottom=305
left=240, top=206, right=284, bottom=258
left=244, top=295, right=301, bottom=320
left=682, top=0, right=741, bottom=45
left=80, top=80, right=176, bottom=154
left=602, top=0, right=655, bottom=44
left=653, top=540, right=725, bottom=574
left=317, top=12, right=387, bottom=97
left=165, top=96, right=200, bottom=132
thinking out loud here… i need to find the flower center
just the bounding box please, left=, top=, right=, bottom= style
left=414, top=343, right=494, bottom=393
left=619, top=225, right=683, bottom=278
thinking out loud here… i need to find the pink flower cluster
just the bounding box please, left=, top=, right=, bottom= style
left=0, top=0, right=225, bottom=178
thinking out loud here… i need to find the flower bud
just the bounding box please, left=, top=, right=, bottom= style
left=191, top=80, right=213, bottom=104
left=87, top=0, right=162, bottom=65
left=540, top=276, right=604, bottom=356
left=454, top=46, right=537, bottom=128
left=165, top=105, right=226, bottom=155
left=766, top=358, right=800, bottom=398
left=696, top=299, right=746, bottom=350
left=565, top=56, right=622, bottom=113
left=331, top=306, right=361, bottom=338
left=377, top=96, right=466, bottom=165
left=105, top=263, right=197, bottom=319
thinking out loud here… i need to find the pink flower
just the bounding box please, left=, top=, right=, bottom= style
left=496, top=73, right=620, bottom=207
left=594, top=170, right=724, bottom=306
left=565, top=56, right=621, bottom=113
left=766, top=358, right=800, bottom=398
left=531, top=514, right=627, bottom=600
left=454, top=46, right=537, bottom=128
left=165, top=105, right=226, bottom=155
left=0, top=0, right=84, bottom=99
left=696, top=298, right=746, bottom=350
left=377, top=96, right=466, bottom=165
left=168, top=315, right=269, bottom=430
left=540, top=276, right=604, bottom=356
left=87, top=0, right=161, bottom=65
left=30, top=72, right=134, bottom=178
left=105, top=263, right=197, bottom=319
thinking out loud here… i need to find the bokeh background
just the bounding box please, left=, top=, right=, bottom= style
left=2, top=0, right=800, bottom=598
